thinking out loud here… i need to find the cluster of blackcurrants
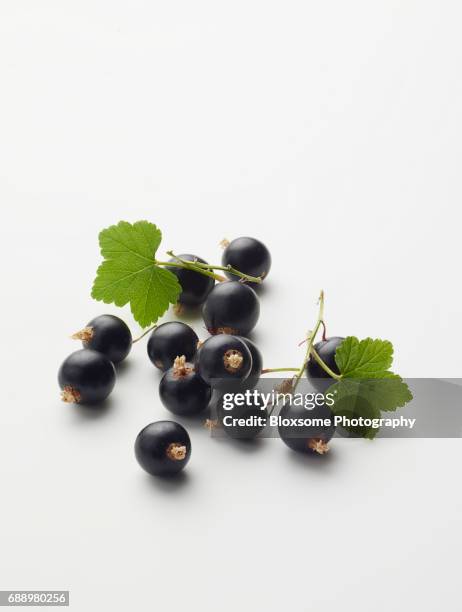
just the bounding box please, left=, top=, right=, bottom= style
left=58, top=237, right=272, bottom=477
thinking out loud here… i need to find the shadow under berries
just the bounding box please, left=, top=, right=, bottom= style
left=66, top=396, right=116, bottom=420
left=114, top=358, right=134, bottom=376
left=141, top=469, right=192, bottom=493
left=282, top=444, right=339, bottom=473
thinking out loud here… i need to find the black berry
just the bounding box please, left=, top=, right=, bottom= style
left=72, top=314, right=132, bottom=364
left=306, top=336, right=344, bottom=390
left=167, top=254, right=215, bottom=307
left=235, top=337, right=263, bottom=391
left=195, top=334, right=252, bottom=390
left=222, top=237, right=271, bottom=282
left=202, top=281, right=260, bottom=336
left=147, top=322, right=199, bottom=371
left=159, top=356, right=211, bottom=416
left=58, top=349, right=116, bottom=404
left=213, top=338, right=265, bottom=439
left=135, top=421, right=191, bottom=477
left=278, top=402, right=335, bottom=455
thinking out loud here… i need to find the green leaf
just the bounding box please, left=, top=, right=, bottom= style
left=91, top=221, right=181, bottom=327
left=331, top=376, right=413, bottom=414
left=335, top=336, right=394, bottom=378
left=332, top=382, right=382, bottom=439
left=359, top=376, right=413, bottom=412
left=329, top=376, right=413, bottom=438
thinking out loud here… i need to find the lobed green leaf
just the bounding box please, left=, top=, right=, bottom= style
left=335, top=336, right=394, bottom=378
left=91, top=220, right=181, bottom=327
left=329, top=336, right=413, bottom=438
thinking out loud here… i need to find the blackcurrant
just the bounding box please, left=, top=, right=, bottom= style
left=202, top=281, right=260, bottom=336
left=72, top=314, right=132, bottom=364
left=159, top=356, right=211, bottom=416
left=235, top=337, right=263, bottom=391
left=147, top=322, right=199, bottom=371
left=135, top=421, right=191, bottom=477
left=166, top=254, right=215, bottom=307
left=222, top=237, right=271, bottom=282
left=195, top=334, right=252, bottom=390
left=213, top=336, right=264, bottom=437
left=278, top=402, right=336, bottom=455
left=216, top=395, right=268, bottom=440
left=58, top=349, right=116, bottom=404
left=306, top=336, right=344, bottom=391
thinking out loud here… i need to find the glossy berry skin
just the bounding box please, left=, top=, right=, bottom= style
left=195, top=334, right=252, bottom=390
left=222, top=237, right=271, bottom=282
left=147, top=322, right=199, bottom=371
left=58, top=349, right=116, bottom=404
left=202, top=281, right=260, bottom=336
left=166, top=254, right=215, bottom=307
left=278, top=402, right=336, bottom=454
left=214, top=335, right=263, bottom=437
left=159, top=364, right=211, bottom=416
left=234, top=337, right=263, bottom=391
left=79, top=314, right=132, bottom=364
left=135, top=421, right=191, bottom=477
left=306, top=336, right=344, bottom=391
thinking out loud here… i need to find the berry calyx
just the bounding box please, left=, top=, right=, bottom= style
left=147, top=322, right=199, bottom=371
left=204, top=418, right=218, bottom=431
left=172, top=355, right=192, bottom=377
left=196, top=334, right=253, bottom=389
left=72, top=327, right=93, bottom=342
left=202, top=281, right=260, bottom=336
left=308, top=439, right=330, bottom=455
left=166, top=443, right=187, bottom=461
left=159, top=356, right=211, bottom=416
left=222, top=237, right=271, bottom=282
left=223, top=349, right=244, bottom=372
left=61, top=386, right=81, bottom=403
left=134, top=421, right=191, bottom=477
left=278, top=402, right=335, bottom=455
left=58, top=349, right=116, bottom=404
left=72, top=314, right=132, bottom=364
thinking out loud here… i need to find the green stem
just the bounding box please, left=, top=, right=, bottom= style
left=292, top=290, right=326, bottom=392
left=155, top=259, right=226, bottom=282
left=310, top=347, right=342, bottom=380
left=165, top=251, right=263, bottom=284
left=261, top=367, right=299, bottom=374
left=132, top=324, right=157, bottom=343
left=260, top=293, right=341, bottom=385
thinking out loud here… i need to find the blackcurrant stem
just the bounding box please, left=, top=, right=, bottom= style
left=163, top=250, right=263, bottom=284
left=261, top=292, right=339, bottom=385
left=155, top=258, right=225, bottom=282
left=132, top=324, right=157, bottom=343
left=310, top=347, right=342, bottom=380
left=321, top=320, right=327, bottom=342
left=292, top=290, right=326, bottom=392
left=218, top=264, right=262, bottom=284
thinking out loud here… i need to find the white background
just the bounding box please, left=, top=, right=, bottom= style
left=1, top=1, right=461, bottom=610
